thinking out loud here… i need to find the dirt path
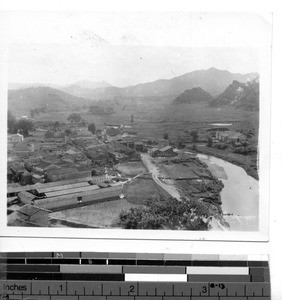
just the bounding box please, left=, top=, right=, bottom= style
left=141, top=153, right=182, bottom=200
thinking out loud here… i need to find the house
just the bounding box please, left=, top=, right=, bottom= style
left=108, top=151, right=128, bottom=164
left=18, top=191, right=37, bottom=205
left=32, top=173, right=45, bottom=184
left=87, top=150, right=108, bottom=165
left=216, top=131, right=246, bottom=142
left=106, top=127, right=122, bottom=137
left=32, top=160, right=58, bottom=175
left=7, top=167, right=14, bottom=182
left=46, top=166, right=91, bottom=182
left=158, top=139, right=170, bottom=148
left=10, top=163, right=26, bottom=175
left=8, top=133, right=24, bottom=143
left=8, top=204, right=50, bottom=227
left=151, top=146, right=177, bottom=157
left=135, top=142, right=144, bottom=152
left=20, top=171, right=33, bottom=185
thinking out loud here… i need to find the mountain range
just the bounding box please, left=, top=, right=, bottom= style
left=9, top=68, right=257, bottom=99
left=8, top=68, right=259, bottom=114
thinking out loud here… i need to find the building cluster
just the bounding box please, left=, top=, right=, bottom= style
left=7, top=122, right=146, bottom=187
left=7, top=121, right=147, bottom=227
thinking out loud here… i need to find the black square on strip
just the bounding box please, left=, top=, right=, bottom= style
left=26, top=258, right=52, bottom=264
left=165, top=260, right=192, bottom=266
left=81, top=259, right=107, bottom=265
left=108, top=259, right=136, bottom=265
left=192, top=260, right=219, bottom=266
left=5, top=259, right=25, bottom=264
left=218, top=260, right=248, bottom=267
left=137, top=260, right=164, bottom=265
left=51, top=259, right=79, bottom=264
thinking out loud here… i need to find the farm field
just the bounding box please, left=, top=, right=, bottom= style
left=49, top=199, right=142, bottom=228
left=122, top=178, right=167, bottom=205
left=35, top=101, right=259, bottom=145
left=114, top=162, right=147, bottom=177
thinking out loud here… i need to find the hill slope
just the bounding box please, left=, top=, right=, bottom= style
left=173, top=87, right=213, bottom=104
left=8, top=87, right=86, bottom=115
left=210, top=78, right=259, bottom=110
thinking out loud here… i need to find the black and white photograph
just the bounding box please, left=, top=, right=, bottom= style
left=1, top=11, right=272, bottom=239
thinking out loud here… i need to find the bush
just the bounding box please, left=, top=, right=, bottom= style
left=67, top=113, right=82, bottom=123
left=207, top=136, right=213, bottom=147
left=191, top=130, right=198, bottom=142
left=117, top=196, right=210, bottom=230
left=213, top=143, right=228, bottom=150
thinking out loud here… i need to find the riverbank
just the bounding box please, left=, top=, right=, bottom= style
left=197, top=154, right=259, bottom=231
left=194, top=145, right=259, bottom=180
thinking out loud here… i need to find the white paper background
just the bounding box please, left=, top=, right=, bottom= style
left=0, top=0, right=281, bottom=299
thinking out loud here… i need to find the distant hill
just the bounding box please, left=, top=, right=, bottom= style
left=8, top=87, right=85, bottom=115
left=71, top=68, right=257, bottom=100
left=60, top=81, right=112, bottom=98
left=121, top=68, right=256, bottom=98
left=210, top=78, right=259, bottom=110
left=173, top=87, right=213, bottom=104
left=9, top=68, right=257, bottom=100
left=9, top=80, right=112, bottom=97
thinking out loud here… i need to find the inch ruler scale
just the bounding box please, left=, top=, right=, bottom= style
left=0, top=252, right=271, bottom=299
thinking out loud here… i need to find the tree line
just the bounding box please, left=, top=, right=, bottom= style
left=8, top=111, right=33, bottom=136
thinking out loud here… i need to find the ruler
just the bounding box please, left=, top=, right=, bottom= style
left=0, top=252, right=271, bottom=299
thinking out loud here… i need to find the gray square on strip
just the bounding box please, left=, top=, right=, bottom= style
left=51, top=297, right=78, bottom=300
left=49, top=281, right=67, bottom=295
left=246, top=283, right=268, bottom=296
left=173, top=283, right=192, bottom=296
left=220, top=297, right=247, bottom=300
left=80, top=282, right=102, bottom=296
left=138, top=282, right=158, bottom=296
left=107, top=297, right=135, bottom=300
left=135, top=297, right=162, bottom=300
left=103, top=282, right=122, bottom=296
left=67, top=281, right=87, bottom=295
left=120, top=282, right=138, bottom=296
left=79, top=297, right=106, bottom=300
left=154, top=282, right=173, bottom=296
left=224, top=283, right=245, bottom=296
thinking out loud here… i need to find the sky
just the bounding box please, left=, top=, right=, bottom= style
left=0, top=11, right=271, bottom=87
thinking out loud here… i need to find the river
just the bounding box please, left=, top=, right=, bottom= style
left=197, top=154, right=259, bottom=231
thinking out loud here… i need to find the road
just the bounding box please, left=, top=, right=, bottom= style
left=141, top=153, right=182, bottom=200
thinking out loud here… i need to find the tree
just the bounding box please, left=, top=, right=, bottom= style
left=163, top=133, right=169, bottom=140
left=177, top=136, right=185, bottom=149
left=65, top=129, right=72, bottom=137
left=15, top=119, right=33, bottom=136
left=53, top=121, right=60, bottom=130
left=88, top=123, right=96, bottom=135
left=191, top=130, right=198, bottom=142
left=45, top=130, right=54, bottom=138
left=207, top=136, right=213, bottom=147
left=67, top=113, right=82, bottom=123
left=8, top=110, right=17, bottom=132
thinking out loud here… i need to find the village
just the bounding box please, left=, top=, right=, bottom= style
left=7, top=112, right=255, bottom=229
